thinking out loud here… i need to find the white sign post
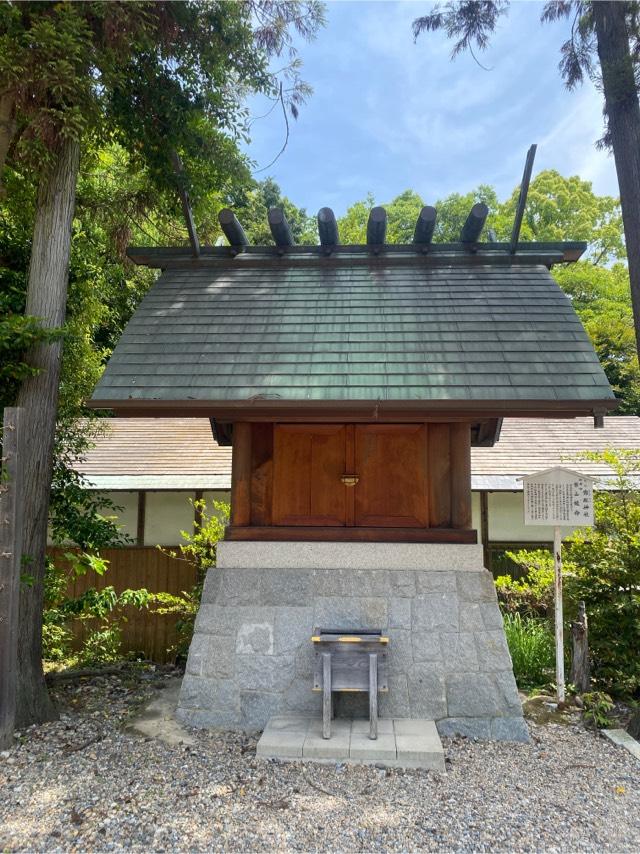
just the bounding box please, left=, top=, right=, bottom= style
left=521, top=467, right=594, bottom=704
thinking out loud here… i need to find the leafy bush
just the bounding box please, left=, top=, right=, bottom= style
left=495, top=550, right=555, bottom=617
left=582, top=691, right=615, bottom=729
left=160, top=498, right=229, bottom=659
left=503, top=612, right=555, bottom=691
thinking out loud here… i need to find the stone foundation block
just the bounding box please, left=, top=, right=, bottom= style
left=176, top=543, right=528, bottom=742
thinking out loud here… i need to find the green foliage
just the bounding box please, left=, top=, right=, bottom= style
left=495, top=550, right=555, bottom=617
left=160, top=498, right=230, bottom=658
left=79, top=624, right=123, bottom=667
left=504, top=450, right=640, bottom=697
left=565, top=450, right=640, bottom=696
left=231, top=178, right=316, bottom=245
left=502, top=612, right=555, bottom=691
left=582, top=691, right=615, bottom=729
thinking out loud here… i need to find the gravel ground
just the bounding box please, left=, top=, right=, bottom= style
left=1, top=667, right=639, bottom=853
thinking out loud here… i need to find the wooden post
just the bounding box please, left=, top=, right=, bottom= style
left=322, top=652, right=331, bottom=739
left=231, top=422, right=252, bottom=527
left=480, top=490, right=491, bottom=570
left=136, top=490, right=146, bottom=546
left=0, top=407, right=24, bottom=750
left=554, top=525, right=565, bottom=704
left=369, top=653, right=378, bottom=740
left=570, top=600, right=590, bottom=693
left=450, top=423, right=472, bottom=529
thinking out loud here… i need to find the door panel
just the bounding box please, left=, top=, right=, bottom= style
left=272, top=425, right=346, bottom=526
left=354, top=424, right=429, bottom=527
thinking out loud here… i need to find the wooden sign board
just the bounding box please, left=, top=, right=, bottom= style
left=522, top=466, right=594, bottom=527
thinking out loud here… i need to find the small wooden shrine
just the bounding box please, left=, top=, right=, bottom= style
left=90, top=195, right=616, bottom=741
left=91, top=203, right=616, bottom=546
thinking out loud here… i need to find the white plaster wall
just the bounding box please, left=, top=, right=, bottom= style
left=202, top=489, right=231, bottom=513
left=486, top=491, right=576, bottom=542
left=47, top=490, right=138, bottom=545
left=144, top=491, right=196, bottom=546
left=471, top=491, right=482, bottom=542
left=100, top=491, right=139, bottom=542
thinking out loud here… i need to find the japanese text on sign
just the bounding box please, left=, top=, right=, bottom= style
left=523, top=468, right=594, bottom=526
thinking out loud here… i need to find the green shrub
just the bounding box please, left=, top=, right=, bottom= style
left=79, top=623, right=123, bottom=666
left=582, top=691, right=614, bottom=729
left=160, top=498, right=229, bottom=660
left=503, top=612, right=555, bottom=691
left=500, top=450, right=640, bottom=698
left=495, top=549, right=555, bottom=617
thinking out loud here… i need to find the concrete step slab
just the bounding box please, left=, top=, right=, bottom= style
left=256, top=716, right=445, bottom=771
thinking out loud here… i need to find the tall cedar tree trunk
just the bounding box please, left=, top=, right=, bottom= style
left=593, top=1, right=640, bottom=356
left=14, top=137, right=80, bottom=726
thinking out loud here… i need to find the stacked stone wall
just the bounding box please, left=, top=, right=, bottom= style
left=177, top=543, right=528, bottom=742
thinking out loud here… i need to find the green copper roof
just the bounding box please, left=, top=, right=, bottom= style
left=91, top=256, right=615, bottom=411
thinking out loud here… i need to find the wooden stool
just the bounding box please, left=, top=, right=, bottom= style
left=312, top=628, right=389, bottom=740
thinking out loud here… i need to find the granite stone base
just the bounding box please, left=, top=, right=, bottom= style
left=176, top=542, right=528, bottom=742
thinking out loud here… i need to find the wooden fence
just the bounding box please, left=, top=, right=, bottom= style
left=47, top=546, right=198, bottom=663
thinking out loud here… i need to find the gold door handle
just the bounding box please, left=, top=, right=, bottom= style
left=341, top=474, right=359, bottom=487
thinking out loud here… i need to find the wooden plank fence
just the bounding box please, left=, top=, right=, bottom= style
left=47, top=546, right=199, bottom=663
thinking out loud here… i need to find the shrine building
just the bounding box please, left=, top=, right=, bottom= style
left=90, top=201, right=616, bottom=741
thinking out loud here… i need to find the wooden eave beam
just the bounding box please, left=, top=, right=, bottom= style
left=88, top=398, right=619, bottom=422
left=125, top=242, right=586, bottom=269
left=126, top=241, right=586, bottom=267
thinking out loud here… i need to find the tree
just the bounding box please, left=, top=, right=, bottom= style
left=230, top=177, right=316, bottom=244
left=412, top=1, right=640, bottom=358
left=1, top=0, right=324, bottom=727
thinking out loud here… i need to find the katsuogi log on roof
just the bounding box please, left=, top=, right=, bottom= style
left=90, top=235, right=616, bottom=424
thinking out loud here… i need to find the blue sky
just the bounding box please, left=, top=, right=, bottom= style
left=243, top=0, right=619, bottom=217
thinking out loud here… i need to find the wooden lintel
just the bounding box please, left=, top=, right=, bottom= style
left=268, top=207, right=294, bottom=247
left=225, top=525, right=478, bottom=544
left=317, top=207, right=339, bottom=246
left=461, top=202, right=489, bottom=244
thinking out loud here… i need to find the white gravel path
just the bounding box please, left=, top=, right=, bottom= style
left=1, top=667, right=639, bottom=852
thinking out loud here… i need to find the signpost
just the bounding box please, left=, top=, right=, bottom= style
left=521, top=467, right=594, bottom=704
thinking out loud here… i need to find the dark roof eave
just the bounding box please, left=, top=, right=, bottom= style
left=87, top=397, right=619, bottom=421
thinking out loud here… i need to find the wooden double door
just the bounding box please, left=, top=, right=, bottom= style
left=272, top=424, right=428, bottom=528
